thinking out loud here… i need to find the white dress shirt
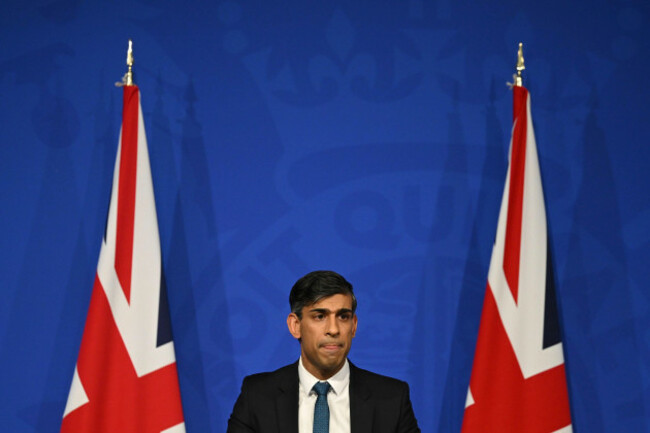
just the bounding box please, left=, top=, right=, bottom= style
left=298, top=357, right=351, bottom=433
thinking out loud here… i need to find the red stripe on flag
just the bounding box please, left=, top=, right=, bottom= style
left=60, top=276, right=184, bottom=433
left=502, top=86, right=528, bottom=303
left=114, top=86, right=139, bottom=302
left=461, top=284, right=572, bottom=433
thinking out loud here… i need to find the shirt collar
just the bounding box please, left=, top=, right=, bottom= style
left=298, top=357, right=350, bottom=396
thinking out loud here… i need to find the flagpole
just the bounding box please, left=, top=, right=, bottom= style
left=515, top=42, right=525, bottom=87
left=124, top=39, right=134, bottom=86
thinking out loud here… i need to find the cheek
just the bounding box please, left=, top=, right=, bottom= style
left=302, top=326, right=319, bottom=344
left=345, top=324, right=356, bottom=337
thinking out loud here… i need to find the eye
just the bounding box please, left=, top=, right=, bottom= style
left=314, top=313, right=325, bottom=320
left=339, top=313, right=351, bottom=321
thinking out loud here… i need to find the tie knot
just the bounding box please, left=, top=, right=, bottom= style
left=313, top=381, right=330, bottom=396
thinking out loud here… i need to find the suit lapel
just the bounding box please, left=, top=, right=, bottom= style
left=349, top=363, right=374, bottom=433
left=275, top=362, right=299, bottom=433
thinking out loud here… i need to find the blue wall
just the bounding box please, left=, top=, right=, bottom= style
left=1, top=0, right=649, bottom=431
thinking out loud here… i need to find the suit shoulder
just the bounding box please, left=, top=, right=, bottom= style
left=241, top=362, right=297, bottom=390
left=351, top=364, right=410, bottom=391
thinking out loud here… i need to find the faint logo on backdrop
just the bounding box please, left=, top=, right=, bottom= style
left=218, top=3, right=424, bottom=105
left=2, top=43, right=80, bottom=149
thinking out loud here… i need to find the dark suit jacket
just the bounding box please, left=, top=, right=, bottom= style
left=227, top=361, right=420, bottom=433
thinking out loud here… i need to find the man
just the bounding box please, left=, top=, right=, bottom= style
left=227, top=270, right=420, bottom=433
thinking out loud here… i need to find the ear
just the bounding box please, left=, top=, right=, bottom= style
left=287, top=313, right=302, bottom=340
left=351, top=314, right=358, bottom=338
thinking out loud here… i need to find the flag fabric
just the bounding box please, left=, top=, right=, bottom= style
left=61, top=85, right=185, bottom=433
left=461, top=86, right=572, bottom=432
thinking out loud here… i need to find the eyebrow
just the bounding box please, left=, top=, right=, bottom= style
left=307, top=308, right=354, bottom=315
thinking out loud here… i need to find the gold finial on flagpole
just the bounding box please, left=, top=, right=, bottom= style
left=124, top=39, right=134, bottom=86
left=117, top=39, right=135, bottom=87
left=515, top=42, right=525, bottom=87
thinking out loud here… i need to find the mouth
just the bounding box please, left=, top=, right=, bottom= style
left=320, top=343, right=343, bottom=352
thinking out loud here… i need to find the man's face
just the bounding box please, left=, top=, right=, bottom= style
left=287, top=293, right=357, bottom=380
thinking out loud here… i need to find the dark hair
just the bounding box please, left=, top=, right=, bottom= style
left=289, top=270, right=357, bottom=318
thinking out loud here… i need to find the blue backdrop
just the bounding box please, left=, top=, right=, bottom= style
left=1, top=0, right=649, bottom=431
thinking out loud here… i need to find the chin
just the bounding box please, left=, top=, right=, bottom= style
left=322, top=359, right=344, bottom=371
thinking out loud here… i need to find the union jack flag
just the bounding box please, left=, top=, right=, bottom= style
left=61, top=85, right=185, bottom=433
left=461, top=86, right=572, bottom=432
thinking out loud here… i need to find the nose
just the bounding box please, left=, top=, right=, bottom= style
left=325, top=315, right=339, bottom=336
